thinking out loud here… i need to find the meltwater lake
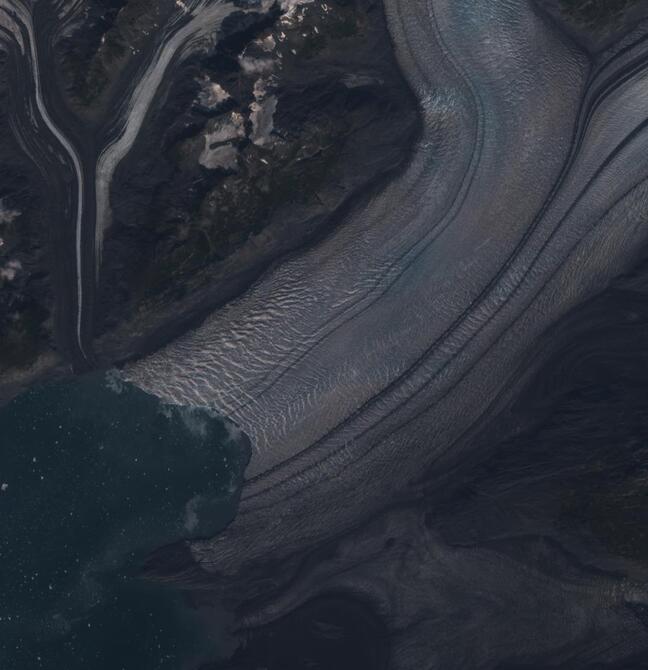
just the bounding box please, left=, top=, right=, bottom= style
left=0, top=372, right=247, bottom=669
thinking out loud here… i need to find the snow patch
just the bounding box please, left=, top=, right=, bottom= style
left=280, top=0, right=314, bottom=19
left=239, top=54, right=274, bottom=75
left=0, top=259, right=22, bottom=282
left=197, top=77, right=230, bottom=110
left=224, top=420, right=243, bottom=443
left=199, top=112, right=246, bottom=170
left=200, top=144, right=240, bottom=171
left=0, top=199, right=21, bottom=225
left=104, top=369, right=126, bottom=394
left=250, top=93, right=277, bottom=146
left=176, top=405, right=221, bottom=438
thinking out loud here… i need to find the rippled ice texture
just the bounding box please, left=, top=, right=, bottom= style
left=127, top=0, right=648, bottom=570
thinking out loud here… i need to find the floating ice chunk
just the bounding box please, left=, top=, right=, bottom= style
left=1, top=483, right=8, bottom=492
left=178, top=406, right=220, bottom=438
left=104, top=369, right=126, bottom=394
left=184, top=495, right=203, bottom=532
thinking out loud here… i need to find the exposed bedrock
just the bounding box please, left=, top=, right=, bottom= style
left=128, top=0, right=648, bottom=574
left=0, top=0, right=80, bottom=400
left=0, top=0, right=420, bottom=399
left=93, top=0, right=419, bottom=364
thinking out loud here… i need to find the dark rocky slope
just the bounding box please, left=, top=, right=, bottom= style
left=93, top=0, right=420, bottom=364
left=0, top=0, right=420, bottom=400
left=0, top=48, right=64, bottom=401
left=538, top=0, right=648, bottom=50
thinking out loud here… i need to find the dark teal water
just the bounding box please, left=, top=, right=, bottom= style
left=0, top=372, right=248, bottom=669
